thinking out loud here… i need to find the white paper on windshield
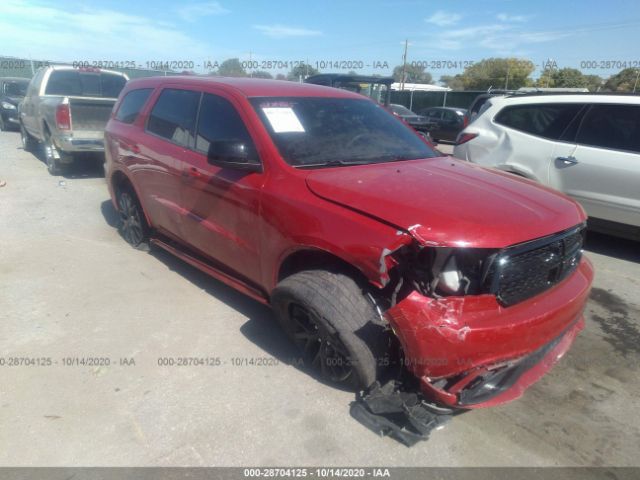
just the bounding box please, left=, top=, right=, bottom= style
left=262, top=107, right=305, bottom=133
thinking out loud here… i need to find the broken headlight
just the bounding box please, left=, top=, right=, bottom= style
left=405, top=246, right=498, bottom=298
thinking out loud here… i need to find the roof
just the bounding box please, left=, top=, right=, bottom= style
left=489, top=93, right=640, bottom=107
left=421, top=106, right=468, bottom=112
left=125, top=75, right=366, bottom=99
left=391, top=82, right=451, bottom=92
left=44, top=65, right=129, bottom=77
left=305, top=73, right=394, bottom=86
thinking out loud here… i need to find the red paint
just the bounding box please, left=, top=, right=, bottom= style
left=105, top=76, right=593, bottom=408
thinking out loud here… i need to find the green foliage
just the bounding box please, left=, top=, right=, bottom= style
left=536, top=68, right=602, bottom=91
left=217, top=58, right=247, bottom=77
left=460, top=58, right=535, bottom=90
left=603, top=68, right=640, bottom=92
left=287, top=63, right=319, bottom=80
left=439, top=74, right=465, bottom=90
left=250, top=70, right=273, bottom=79
left=392, top=64, right=432, bottom=84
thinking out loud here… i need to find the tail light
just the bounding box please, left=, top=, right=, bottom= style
left=456, top=132, right=478, bottom=145
left=56, top=104, right=71, bottom=130
left=463, top=115, right=469, bottom=128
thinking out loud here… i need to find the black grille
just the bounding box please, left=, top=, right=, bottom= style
left=489, top=226, right=584, bottom=306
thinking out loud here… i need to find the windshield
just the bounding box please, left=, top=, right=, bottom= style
left=45, top=70, right=127, bottom=98
left=391, top=104, right=414, bottom=116
left=4, top=80, right=29, bottom=97
left=251, top=97, right=437, bottom=168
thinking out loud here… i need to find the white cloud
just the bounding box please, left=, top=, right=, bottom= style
left=253, top=24, right=322, bottom=38
left=177, top=2, right=229, bottom=22
left=0, top=0, right=229, bottom=63
left=422, top=23, right=569, bottom=52
left=425, top=11, right=462, bottom=27
left=497, top=13, right=530, bottom=23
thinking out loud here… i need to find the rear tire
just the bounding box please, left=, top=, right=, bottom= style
left=43, top=132, right=70, bottom=176
left=20, top=123, right=38, bottom=152
left=271, top=270, right=389, bottom=390
left=117, top=187, right=149, bottom=248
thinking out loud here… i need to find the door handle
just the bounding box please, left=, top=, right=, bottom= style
left=556, top=156, right=578, bottom=165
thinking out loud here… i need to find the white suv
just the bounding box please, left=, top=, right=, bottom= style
left=454, top=94, right=640, bottom=237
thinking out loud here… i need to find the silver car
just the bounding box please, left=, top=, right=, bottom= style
left=19, top=65, right=128, bottom=175
left=454, top=94, right=640, bottom=239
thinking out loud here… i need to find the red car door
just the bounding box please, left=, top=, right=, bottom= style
left=135, top=87, right=200, bottom=240
left=178, top=91, right=266, bottom=285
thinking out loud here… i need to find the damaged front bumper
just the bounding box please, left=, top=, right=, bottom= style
left=384, top=257, right=594, bottom=408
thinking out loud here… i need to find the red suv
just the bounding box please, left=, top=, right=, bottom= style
left=105, top=76, right=593, bottom=409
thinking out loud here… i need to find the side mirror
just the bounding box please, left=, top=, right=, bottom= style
left=207, top=140, right=262, bottom=173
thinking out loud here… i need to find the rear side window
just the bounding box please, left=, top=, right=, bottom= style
left=576, top=104, right=640, bottom=153
left=115, top=88, right=152, bottom=124
left=495, top=103, right=583, bottom=140
left=442, top=110, right=458, bottom=123
left=147, top=89, right=200, bottom=147
left=195, top=93, right=258, bottom=161
left=45, top=70, right=127, bottom=98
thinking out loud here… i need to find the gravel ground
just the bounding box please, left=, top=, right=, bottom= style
left=1, top=130, right=639, bottom=466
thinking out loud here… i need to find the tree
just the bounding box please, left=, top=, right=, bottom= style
left=460, top=58, right=535, bottom=90
left=439, top=74, right=464, bottom=90
left=250, top=70, right=273, bottom=79
left=392, top=64, right=432, bottom=84
left=535, top=68, right=602, bottom=91
left=217, top=58, right=247, bottom=77
left=603, top=68, right=640, bottom=92
left=287, top=62, right=318, bottom=80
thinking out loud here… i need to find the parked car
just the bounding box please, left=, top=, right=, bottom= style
left=0, top=77, right=29, bottom=131
left=419, top=106, right=468, bottom=142
left=465, top=88, right=593, bottom=125
left=105, top=76, right=593, bottom=410
left=454, top=94, right=640, bottom=239
left=389, top=104, right=431, bottom=140
left=305, top=73, right=393, bottom=106
left=19, top=66, right=128, bottom=174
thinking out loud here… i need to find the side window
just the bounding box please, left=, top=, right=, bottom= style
left=28, top=69, right=44, bottom=96
left=195, top=93, right=258, bottom=162
left=576, top=104, right=640, bottom=153
left=426, top=109, right=442, bottom=119
left=442, top=110, right=457, bottom=122
left=115, top=88, right=152, bottom=124
left=494, top=103, right=583, bottom=140
left=147, top=88, right=200, bottom=147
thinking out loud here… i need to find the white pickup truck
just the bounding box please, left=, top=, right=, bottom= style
left=19, top=65, right=128, bottom=175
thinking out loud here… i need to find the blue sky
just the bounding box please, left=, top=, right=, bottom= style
left=1, top=0, right=640, bottom=81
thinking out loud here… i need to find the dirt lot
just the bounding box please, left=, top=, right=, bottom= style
left=1, top=130, right=639, bottom=466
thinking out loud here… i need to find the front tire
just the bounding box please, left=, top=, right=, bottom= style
left=117, top=188, right=149, bottom=247
left=271, top=270, right=389, bottom=390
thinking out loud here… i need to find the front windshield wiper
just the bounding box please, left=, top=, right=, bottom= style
left=294, top=154, right=425, bottom=169
left=295, top=159, right=373, bottom=169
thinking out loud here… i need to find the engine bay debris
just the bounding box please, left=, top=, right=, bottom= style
left=350, top=380, right=454, bottom=446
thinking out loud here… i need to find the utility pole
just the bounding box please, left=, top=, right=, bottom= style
left=400, top=39, right=408, bottom=91
left=633, top=68, right=640, bottom=93
left=249, top=51, right=252, bottom=77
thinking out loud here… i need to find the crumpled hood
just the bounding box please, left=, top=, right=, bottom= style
left=305, top=157, right=586, bottom=248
